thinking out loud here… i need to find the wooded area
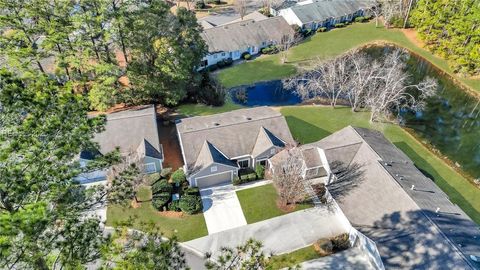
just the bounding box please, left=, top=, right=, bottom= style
left=0, top=0, right=207, bottom=111
left=409, top=0, right=480, bottom=76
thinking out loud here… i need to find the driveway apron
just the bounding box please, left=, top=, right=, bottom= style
left=200, top=184, right=247, bottom=234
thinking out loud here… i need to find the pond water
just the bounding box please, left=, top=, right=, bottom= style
left=230, top=46, right=480, bottom=179
left=230, top=80, right=302, bottom=106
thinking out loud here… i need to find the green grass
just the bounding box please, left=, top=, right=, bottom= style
left=176, top=97, right=243, bottom=116
left=281, top=106, right=480, bottom=224
left=268, top=245, right=320, bottom=269
left=236, top=184, right=312, bottom=224
left=217, top=22, right=480, bottom=94
left=106, top=185, right=208, bottom=242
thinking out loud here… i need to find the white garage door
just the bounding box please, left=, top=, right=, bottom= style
left=196, top=171, right=232, bottom=189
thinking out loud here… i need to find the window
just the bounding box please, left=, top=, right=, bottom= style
left=270, top=148, right=276, bottom=155
left=221, top=52, right=225, bottom=56
left=145, top=163, right=157, bottom=174
left=238, top=159, right=249, bottom=168
left=211, top=166, right=217, bottom=172
left=214, top=54, right=217, bottom=59
left=258, top=160, right=267, bottom=166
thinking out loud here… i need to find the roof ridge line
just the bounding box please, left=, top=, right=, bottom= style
left=180, top=114, right=284, bottom=134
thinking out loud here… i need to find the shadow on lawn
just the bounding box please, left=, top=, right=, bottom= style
left=284, top=115, right=332, bottom=144
left=393, top=141, right=480, bottom=224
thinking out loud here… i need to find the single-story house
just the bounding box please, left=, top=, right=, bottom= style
left=176, top=107, right=295, bottom=188
left=77, top=105, right=164, bottom=184
left=275, top=0, right=377, bottom=30
left=199, top=16, right=295, bottom=68
left=306, top=126, right=480, bottom=269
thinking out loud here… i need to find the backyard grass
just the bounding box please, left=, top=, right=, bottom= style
left=236, top=184, right=312, bottom=224
left=281, top=106, right=480, bottom=224
left=216, top=22, right=480, bottom=95
left=106, top=185, right=208, bottom=242
left=267, top=245, right=320, bottom=269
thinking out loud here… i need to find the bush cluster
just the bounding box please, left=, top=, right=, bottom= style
left=354, top=16, right=370, bottom=23
left=179, top=194, right=202, bottom=214
left=255, top=165, right=265, bottom=179
left=151, top=179, right=172, bottom=211
left=216, top=58, right=233, bottom=68
left=334, top=23, right=346, bottom=28
left=261, top=45, right=279, bottom=55
left=316, top=27, right=327, bottom=33
left=241, top=52, right=251, bottom=60
left=168, top=200, right=181, bottom=212
left=195, top=0, right=205, bottom=9
left=171, top=169, right=186, bottom=184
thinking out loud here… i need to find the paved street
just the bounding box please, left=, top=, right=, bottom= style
left=200, top=184, right=247, bottom=234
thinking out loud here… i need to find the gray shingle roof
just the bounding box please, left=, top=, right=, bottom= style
left=289, top=0, right=376, bottom=24
left=201, top=16, right=295, bottom=53
left=177, top=107, right=295, bottom=169
left=194, top=141, right=238, bottom=170
left=308, top=126, right=480, bottom=269
left=93, top=105, right=162, bottom=159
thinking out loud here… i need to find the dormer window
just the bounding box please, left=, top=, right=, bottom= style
left=270, top=148, right=276, bottom=155
left=211, top=166, right=218, bottom=172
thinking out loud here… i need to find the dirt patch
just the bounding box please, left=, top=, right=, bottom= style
left=401, top=28, right=425, bottom=48
left=156, top=210, right=184, bottom=218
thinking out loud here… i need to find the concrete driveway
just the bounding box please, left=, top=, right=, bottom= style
left=184, top=206, right=351, bottom=257
left=200, top=184, right=247, bottom=234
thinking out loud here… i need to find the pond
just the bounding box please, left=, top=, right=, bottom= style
left=230, top=80, right=302, bottom=107
left=230, top=46, right=480, bottom=179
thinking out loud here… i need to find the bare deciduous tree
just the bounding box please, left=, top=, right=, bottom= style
left=284, top=48, right=437, bottom=122
left=279, top=33, right=302, bottom=64
left=234, top=0, right=248, bottom=20
left=271, top=148, right=306, bottom=207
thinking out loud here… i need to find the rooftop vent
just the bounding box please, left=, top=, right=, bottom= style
left=246, top=117, right=252, bottom=120
left=213, top=122, right=220, bottom=126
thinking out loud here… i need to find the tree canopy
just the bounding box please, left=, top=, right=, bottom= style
left=0, top=0, right=207, bottom=111
left=409, top=0, right=480, bottom=76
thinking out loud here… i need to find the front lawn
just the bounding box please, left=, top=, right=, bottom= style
left=281, top=106, right=480, bottom=224
left=106, top=186, right=208, bottom=242
left=216, top=22, right=480, bottom=95
left=236, top=184, right=312, bottom=224
left=267, top=245, right=320, bottom=269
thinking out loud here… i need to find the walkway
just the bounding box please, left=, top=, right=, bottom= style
left=184, top=206, right=350, bottom=257
left=200, top=184, right=247, bottom=234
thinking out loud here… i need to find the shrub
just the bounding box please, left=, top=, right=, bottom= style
left=243, top=53, right=251, bottom=60
left=334, top=23, right=345, bottom=28
left=160, top=167, right=172, bottom=179
left=184, top=187, right=200, bottom=196
left=388, top=14, right=405, bottom=28
left=330, top=233, right=351, bottom=251
left=152, top=192, right=171, bottom=211
left=316, top=27, right=327, bottom=33
left=255, top=165, right=265, bottom=179
left=179, top=194, right=202, bottom=214
left=168, top=200, right=181, bottom=212
left=206, top=0, right=220, bottom=4
left=302, top=29, right=313, bottom=37
left=171, top=169, right=186, bottom=184
left=216, top=58, right=233, bottom=68
left=354, top=16, right=365, bottom=23
left=151, top=179, right=172, bottom=195
left=195, top=0, right=205, bottom=9
left=313, top=238, right=333, bottom=256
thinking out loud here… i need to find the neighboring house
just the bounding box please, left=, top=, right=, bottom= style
left=77, top=105, right=164, bottom=184
left=275, top=0, right=376, bottom=30
left=199, top=16, right=295, bottom=68
left=306, top=126, right=480, bottom=269
left=176, top=107, right=295, bottom=188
